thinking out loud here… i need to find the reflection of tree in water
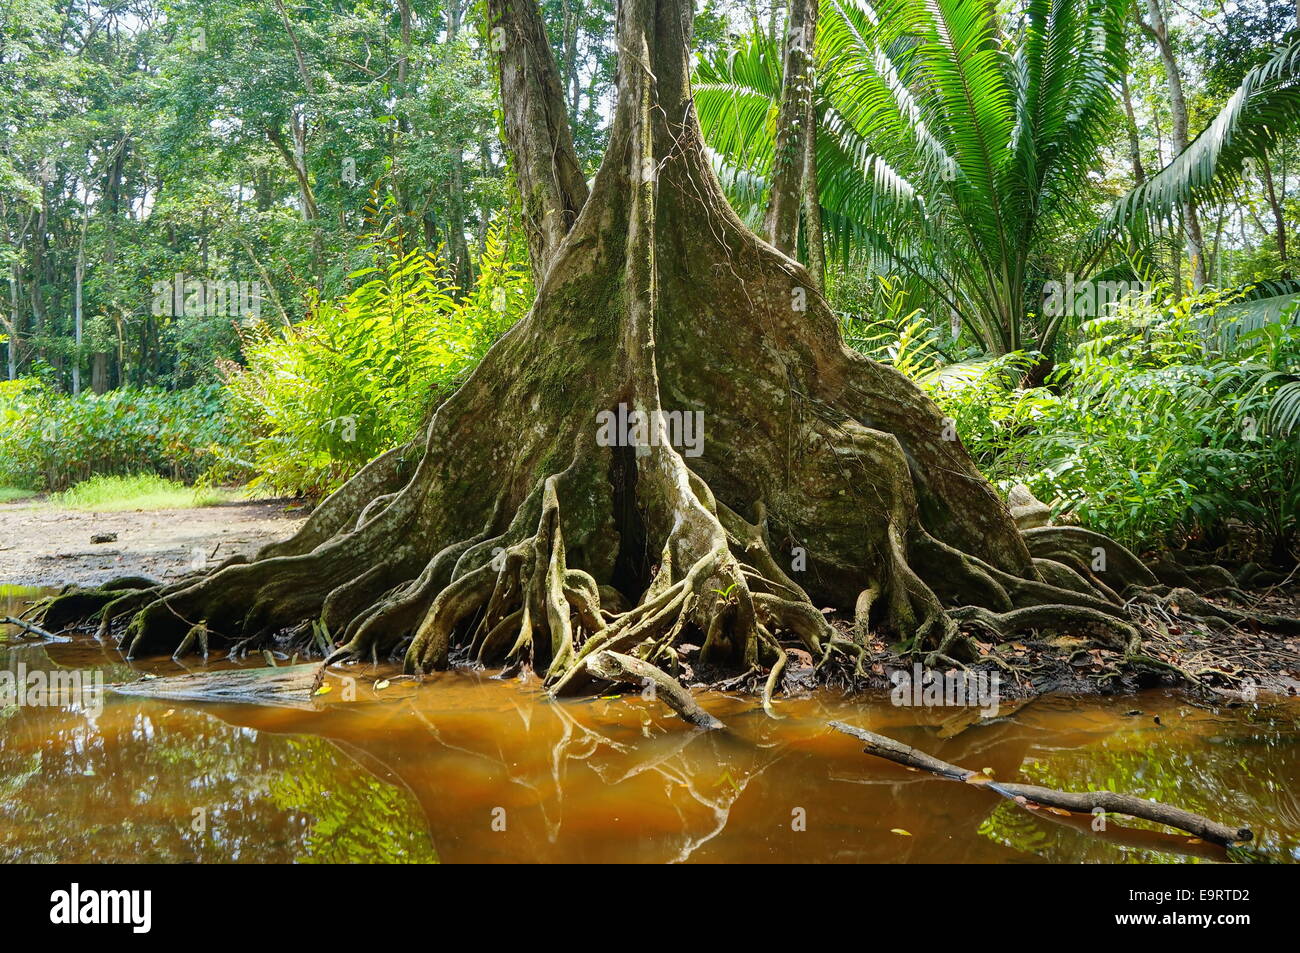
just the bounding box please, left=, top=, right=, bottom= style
left=267, top=738, right=437, bottom=864
left=978, top=705, right=1300, bottom=863
left=0, top=700, right=299, bottom=862
left=0, top=640, right=435, bottom=862
left=6, top=626, right=1299, bottom=863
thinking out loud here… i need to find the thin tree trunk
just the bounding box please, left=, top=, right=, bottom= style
left=395, top=0, right=413, bottom=225
left=1120, top=72, right=1145, bottom=185
left=91, top=352, right=108, bottom=394
left=1137, top=0, right=1207, bottom=288
left=446, top=0, right=472, bottom=291
left=488, top=0, right=589, bottom=282
left=799, top=1, right=825, bottom=289
left=563, top=0, right=581, bottom=113
left=5, top=266, right=18, bottom=380
left=31, top=171, right=49, bottom=338
left=765, top=0, right=815, bottom=256
left=73, top=219, right=85, bottom=395
left=267, top=125, right=318, bottom=222
left=1261, top=162, right=1289, bottom=272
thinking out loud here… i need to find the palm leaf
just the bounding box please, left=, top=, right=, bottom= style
left=1104, top=37, right=1300, bottom=231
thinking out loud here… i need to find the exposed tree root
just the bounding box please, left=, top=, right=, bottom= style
left=585, top=649, right=725, bottom=729
left=32, top=0, right=1300, bottom=715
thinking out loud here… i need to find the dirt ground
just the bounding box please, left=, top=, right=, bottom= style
left=0, top=498, right=306, bottom=588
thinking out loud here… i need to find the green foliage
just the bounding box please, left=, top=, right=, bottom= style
left=835, top=274, right=956, bottom=375
left=865, top=288, right=1300, bottom=556
left=0, top=0, right=510, bottom=393
left=0, top=379, right=237, bottom=492
left=1102, top=38, right=1300, bottom=239
left=700, top=0, right=1130, bottom=355
left=699, top=0, right=1300, bottom=358
left=220, top=224, right=532, bottom=498
left=1017, top=291, right=1300, bottom=552
left=921, top=352, right=1058, bottom=488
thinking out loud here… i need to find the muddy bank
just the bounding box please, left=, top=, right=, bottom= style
left=0, top=499, right=305, bottom=587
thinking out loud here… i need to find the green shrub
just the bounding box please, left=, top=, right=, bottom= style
left=918, top=353, right=1059, bottom=488
left=218, top=223, right=532, bottom=498
left=858, top=287, right=1300, bottom=558
left=0, top=379, right=237, bottom=492
left=1014, top=290, right=1299, bottom=554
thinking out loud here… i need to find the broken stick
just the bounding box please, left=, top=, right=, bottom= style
left=1, top=616, right=65, bottom=641
left=586, top=650, right=725, bottom=730
left=829, top=720, right=1252, bottom=847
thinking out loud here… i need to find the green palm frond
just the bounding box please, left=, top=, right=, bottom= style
left=1269, top=379, right=1300, bottom=436
left=1210, top=279, right=1300, bottom=348
left=1104, top=37, right=1300, bottom=232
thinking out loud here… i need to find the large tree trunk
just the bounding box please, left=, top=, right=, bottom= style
left=53, top=0, right=1180, bottom=695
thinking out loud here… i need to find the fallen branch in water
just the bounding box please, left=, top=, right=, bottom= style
left=586, top=650, right=725, bottom=730
left=114, top=663, right=326, bottom=710
left=1, top=616, right=65, bottom=641
left=829, top=720, right=1252, bottom=847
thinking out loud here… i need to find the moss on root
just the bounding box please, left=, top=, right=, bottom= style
left=36, top=0, right=1297, bottom=709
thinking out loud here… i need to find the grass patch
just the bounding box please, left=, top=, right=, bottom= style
left=0, top=487, right=38, bottom=503
left=50, top=474, right=241, bottom=511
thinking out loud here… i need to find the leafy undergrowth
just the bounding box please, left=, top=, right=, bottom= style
left=846, top=286, right=1300, bottom=562
left=215, top=219, right=532, bottom=499
left=0, top=379, right=238, bottom=493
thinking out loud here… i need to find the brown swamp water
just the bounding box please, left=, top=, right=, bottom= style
left=2, top=585, right=1298, bottom=864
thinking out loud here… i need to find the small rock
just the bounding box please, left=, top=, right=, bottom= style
left=90, top=533, right=118, bottom=544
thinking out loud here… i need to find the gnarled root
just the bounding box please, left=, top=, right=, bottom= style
left=31, top=0, right=1298, bottom=707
